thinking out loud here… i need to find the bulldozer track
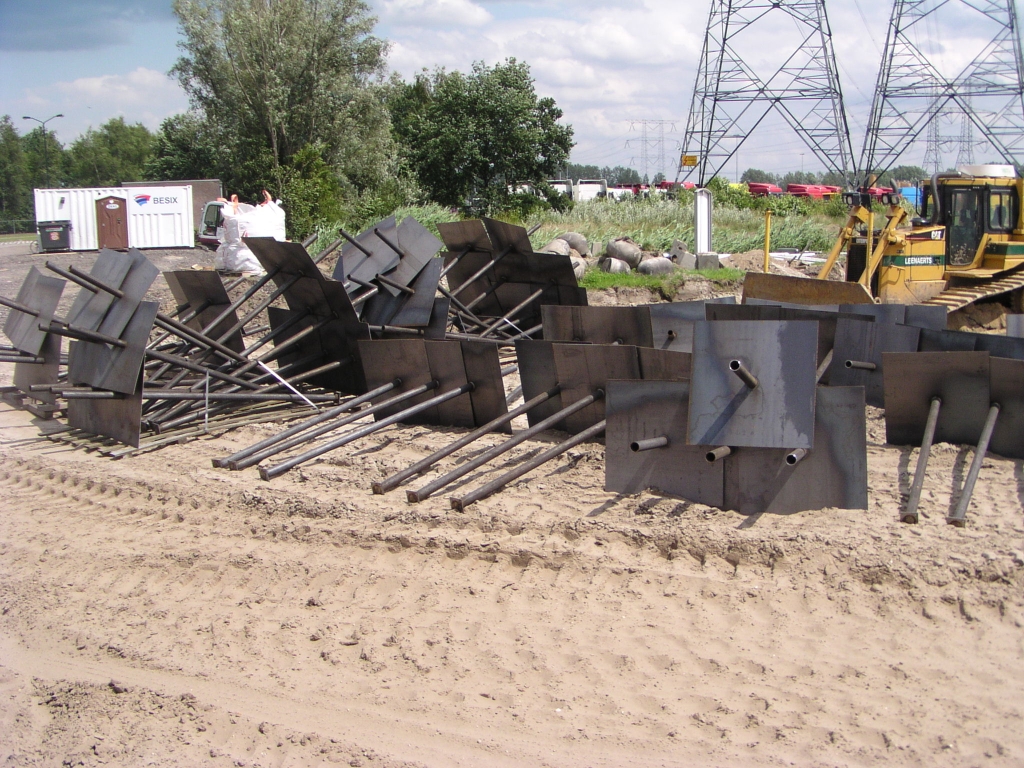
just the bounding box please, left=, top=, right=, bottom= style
left=922, top=269, right=1024, bottom=313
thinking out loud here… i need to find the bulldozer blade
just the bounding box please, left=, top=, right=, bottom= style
left=742, top=273, right=874, bottom=306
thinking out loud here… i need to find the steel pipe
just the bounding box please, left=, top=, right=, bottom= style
left=260, top=381, right=473, bottom=481
left=705, top=445, right=733, bottom=463
left=729, top=359, right=759, bottom=389
left=903, top=396, right=941, bottom=524
left=450, top=419, right=606, bottom=511
left=630, top=435, right=669, bottom=452
left=947, top=402, right=1001, bottom=527
left=845, top=360, right=877, bottom=371
left=785, top=448, right=809, bottom=466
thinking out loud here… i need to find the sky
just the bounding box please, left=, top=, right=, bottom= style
left=0, top=0, right=1014, bottom=181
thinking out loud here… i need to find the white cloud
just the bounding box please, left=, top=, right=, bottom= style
left=16, top=67, right=188, bottom=142
left=383, top=0, right=492, bottom=28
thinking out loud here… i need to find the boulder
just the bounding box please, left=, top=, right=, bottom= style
left=599, top=257, right=631, bottom=274
left=558, top=232, right=589, bottom=256
left=638, top=257, right=678, bottom=276
left=570, top=255, right=587, bottom=281
left=606, top=238, right=643, bottom=268
left=540, top=238, right=573, bottom=256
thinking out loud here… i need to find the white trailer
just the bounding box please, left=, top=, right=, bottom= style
left=574, top=179, right=608, bottom=202
left=33, top=186, right=195, bottom=251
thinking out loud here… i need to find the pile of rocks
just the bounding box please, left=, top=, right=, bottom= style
left=540, top=233, right=721, bottom=279
left=538, top=232, right=591, bottom=280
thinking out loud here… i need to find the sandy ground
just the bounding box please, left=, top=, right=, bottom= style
left=1, top=246, right=1023, bottom=767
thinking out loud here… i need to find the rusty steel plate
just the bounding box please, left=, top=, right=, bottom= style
left=334, top=218, right=402, bottom=288
left=443, top=251, right=499, bottom=310
left=515, top=340, right=565, bottom=429
left=96, top=249, right=159, bottom=341
left=437, top=220, right=492, bottom=254
left=918, top=328, right=978, bottom=352
left=541, top=305, right=653, bottom=346
left=67, top=372, right=144, bottom=447
left=826, top=318, right=921, bottom=407
left=526, top=252, right=580, bottom=288
left=638, top=347, right=691, bottom=381
left=604, top=379, right=724, bottom=506
left=13, top=332, right=61, bottom=404
left=688, top=320, right=818, bottom=449
left=65, top=249, right=132, bottom=331
left=552, top=343, right=641, bottom=434
left=482, top=218, right=533, bottom=258
left=722, top=385, right=868, bottom=515
left=882, top=351, right=991, bottom=446
left=990, top=356, right=1024, bottom=459
left=459, top=340, right=509, bottom=430
left=4, top=266, right=65, bottom=355
left=423, top=340, right=474, bottom=428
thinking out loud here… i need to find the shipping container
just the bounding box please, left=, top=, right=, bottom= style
left=121, top=179, right=221, bottom=231
left=33, top=186, right=194, bottom=251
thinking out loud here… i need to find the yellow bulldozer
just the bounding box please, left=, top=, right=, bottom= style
left=743, top=164, right=1024, bottom=317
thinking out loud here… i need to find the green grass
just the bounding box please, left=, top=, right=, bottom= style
left=580, top=266, right=744, bottom=295
left=0, top=232, right=35, bottom=243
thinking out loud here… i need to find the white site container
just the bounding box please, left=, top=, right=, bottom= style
left=34, top=186, right=195, bottom=251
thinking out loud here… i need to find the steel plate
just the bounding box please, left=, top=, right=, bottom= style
left=65, top=249, right=132, bottom=331
left=381, top=216, right=443, bottom=296
left=482, top=218, right=533, bottom=257
left=459, top=340, right=509, bottom=429
left=722, top=385, right=868, bottom=515
left=67, top=371, right=143, bottom=447
left=990, top=356, right=1024, bottom=459
left=552, top=343, right=641, bottom=434
left=638, top=347, right=691, bottom=381
left=423, top=340, right=474, bottom=428
left=688, top=320, right=818, bottom=448
left=882, top=351, right=991, bottom=445
left=541, top=305, right=653, bottom=346
left=826, top=319, right=921, bottom=406
left=3, top=266, right=65, bottom=355
left=336, top=217, right=402, bottom=288
left=358, top=338, right=437, bottom=421
left=515, top=340, right=566, bottom=429
left=437, top=220, right=492, bottom=253
left=604, top=379, right=724, bottom=506
left=13, top=332, right=61, bottom=403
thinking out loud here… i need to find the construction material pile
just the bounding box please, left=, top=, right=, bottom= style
left=3, top=218, right=1024, bottom=525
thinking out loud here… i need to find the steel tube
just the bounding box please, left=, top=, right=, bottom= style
left=146, top=348, right=259, bottom=389
left=845, top=360, right=877, bottom=371
left=407, top=390, right=602, bottom=503
left=480, top=287, right=545, bottom=338
left=142, top=391, right=337, bottom=402
left=232, top=383, right=438, bottom=471
left=947, top=403, right=1001, bottom=527
left=213, top=379, right=400, bottom=467
left=786, top=447, right=809, bottom=466
left=0, top=355, right=44, bottom=364
left=0, top=295, right=40, bottom=316
left=372, top=385, right=560, bottom=494
left=450, top=419, right=606, bottom=511
left=41, top=322, right=126, bottom=348
left=630, top=435, right=669, bottom=452
left=706, top=445, right=733, bottom=463
left=260, top=382, right=473, bottom=480
left=729, top=359, right=759, bottom=389
left=903, top=396, right=941, bottom=524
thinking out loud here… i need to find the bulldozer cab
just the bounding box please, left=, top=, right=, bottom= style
left=921, top=180, right=1020, bottom=268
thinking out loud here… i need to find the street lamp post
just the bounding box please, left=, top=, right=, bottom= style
left=22, top=114, right=64, bottom=188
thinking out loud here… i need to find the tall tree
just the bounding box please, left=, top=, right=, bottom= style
left=390, top=59, right=574, bottom=210
left=171, top=0, right=390, bottom=194
left=21, top=125, right=66, bottom=189
left=0, top=115, right=29, bottom=218
left=66, top=117, right=154, bottom=187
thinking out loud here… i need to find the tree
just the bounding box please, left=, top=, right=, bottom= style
left=22, top=125, right=66, bottom=189
left=65, top=117, right=154, bottom=187
left=390, top=59, right=574, bottom=210
left=171, top=0, right=390, bottom=195
left=0, top=116, right=29, bottom=219
left=145, top=112, right=224, bottom=182
left=741, top=168, right=778, bottom=184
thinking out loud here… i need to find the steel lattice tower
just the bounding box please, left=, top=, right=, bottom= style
left=678, top=0, right=855, bottom=187
left=861, top=0, right=1024, bottom=181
